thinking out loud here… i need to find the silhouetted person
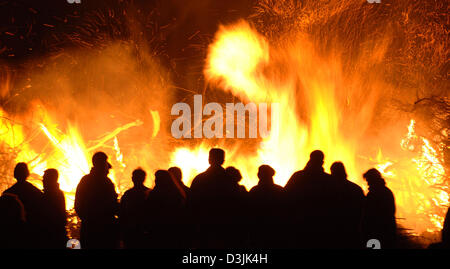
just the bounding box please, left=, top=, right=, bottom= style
left=248, top=165, right=285, bottom=248
left=443, top=207, right=450, bottom=248
left=428, top=206, right=450, bottom=249
left=75, top=152, right=119, bottom=249
left=361, top=168, right=397, bottom=249
left=3, top=162, right=45, bottom=248
left=225, top=166, right=247, bottom=195
left=189, top=148, right=236, bottom=248
left=330, top=162, right=365, bottom=248
left=284, top=150, right=337, bottom=248
left=0, top=193, right=26, bottom=249
left=144, top=170, right=185, bottom=248
left=225, top=166, right=249, bottom=247
left=168, top=166, right=189, bottom=199
left=42, top=169, right=68, bottom=249
left=168, top=166, right=192, bottom=247
left=119, top=168, right=150, bottom=249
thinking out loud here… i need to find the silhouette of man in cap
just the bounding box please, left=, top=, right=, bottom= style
left=75, top=152, right=118, bottom=249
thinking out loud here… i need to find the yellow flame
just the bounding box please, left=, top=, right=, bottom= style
left=0, top=20, right=447, bottom=239
left=113, top=136, right=126, bottom=169
left=169, top=145, right=210, bottom=187
left=374, top=149, right=396, bottom=178
left=38, top=122, right=90, bottom=209
left=203, top=20, right=358, bottom=187
left=0, top=107, right=124, bottom=210
left=150, top=110, right=160, bottom=138
left=375, top=119, right=448, bottom=234
left=172, top=21, right=449, bottom=236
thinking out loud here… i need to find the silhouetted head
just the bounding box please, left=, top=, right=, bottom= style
left=154, top=170, right=173, bottom=190
left=257, top=165, right=275, bottom=185
left=168, top=167, right=182, bottom=183
left=304, top=150, right=325, bottom=172
left=92, top=151, right=109, bottom=167
left=225, top=166, right=242, bottom=184
left=14, top=162, right=29, bottom=182
left=43, top=168, right=59, bottom=191
left=92, top=151, right=112, bottom=175
left=209, top=148, right=225, bottom=167
left=330, top=162, right=347, bottom=180
left=310, top=150, right=324, bottom=164
left=363, top=168, right=386, bottom=189
left=132, top=168, right=146, bottom=187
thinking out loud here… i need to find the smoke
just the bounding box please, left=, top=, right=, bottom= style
left=248, top=0, right=448, bottom=157
left=0, top=2, right=181, bottom=191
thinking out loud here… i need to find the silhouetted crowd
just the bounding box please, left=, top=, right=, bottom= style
left=0, top=148, right=449, bottom=249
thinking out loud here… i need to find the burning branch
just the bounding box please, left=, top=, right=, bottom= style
left=87, top=119, right=143, bottom=152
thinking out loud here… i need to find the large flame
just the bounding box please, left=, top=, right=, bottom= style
left=0, top=105, right=129, bottom=209
left=203, top=20, right=363, bottom=188
left=170, top=21, right=449, bottom=236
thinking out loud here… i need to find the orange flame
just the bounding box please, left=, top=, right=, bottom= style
left=0, top=19, right=447, bottom=240
left=171, top=21, right=448, bottom=236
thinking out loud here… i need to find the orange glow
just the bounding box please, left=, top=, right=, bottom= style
left=169, top=145, right=210, bottom=187
left=204, top=20, right=359, bottom=188
left=0, top=106, right=123, bottom=209
left=0, top=18, right=447, bottom=240
left=176, top=21, right=448, bottom=236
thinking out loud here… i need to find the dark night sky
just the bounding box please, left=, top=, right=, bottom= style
left=0, top=0, right=254, bottom=60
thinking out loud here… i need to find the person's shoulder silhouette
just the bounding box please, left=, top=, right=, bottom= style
left=42, top=169, right=66, bottom=217
left=330, top=162, right=365, bottom=248
left=144, top=169, right=185, bottom=248
left=363, top=168, right=395, bottom=214
left=147, top=169, right=184, bottom=207
left=190, top=148, right=229, bottom=195
left=443, top=206, right=450, bottom=246
left=120, top=168, right=150, bottom=249
left=283, top=150, right=337, bottom=248
left=120, top=168, right=150, bottom=216
left=285, top=150, right=332, bottom=196
left=41, top=168, right=68, bottom=248
left=75, top=152, right=118, bottom=220
left=0, top=193, right=26, bottom=248
left=3, top=163, right=44, bottom=223
left=3, top=162, right=44, bottom=206
left=330, top=162, right=364, bottom=201
left=428, top=205, right=450, bottom=249
left=248, top=165, right=285, bottom=248
left=188, top=148, right=239, bottom=248
left=75, top=152, right=119, bottom=249
left=169, top=166, right=189, bottom=199
left=250, top=165, right=283, bottom=194
left=121, top=168, right=150, bottom=203
left=225, top=166, right=247, bottom=194
left=362, top=168, right=397, bottom=249
left=3, top=162, right=45, bottom=248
